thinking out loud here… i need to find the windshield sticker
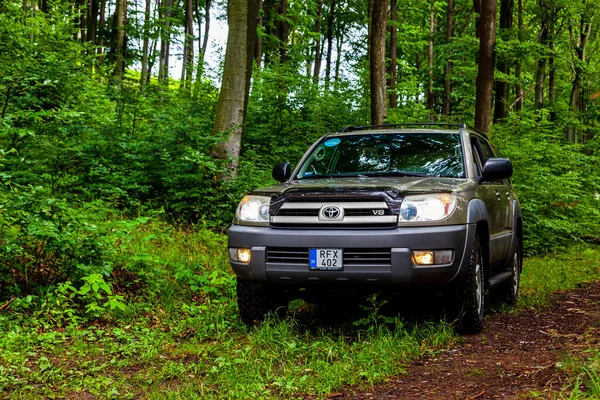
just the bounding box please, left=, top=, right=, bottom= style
left=302, top=171, right=314, bottom=177
left=323, top=138, right=341, bottom=147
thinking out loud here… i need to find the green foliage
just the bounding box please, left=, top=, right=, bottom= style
left=493, top=113, right=600, bottom=254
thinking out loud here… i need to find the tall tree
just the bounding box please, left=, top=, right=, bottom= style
left=181, top=0, right=194, bottom=87
left=211, top=0, right=260, bottom=178
left=514, top=0, right=523, bottom=111
left=493, top=0, right=513, bottom=122
left=534, top=0, right=549, bottom=110
left=110, top=0, right=127, bottom=78
left=426, top=3, right=435, bottom=116
left=369, top=0, right=388, bottom=125
left=324, top=0, right=336, bottom=85
left=566, top=10, right=594, bottom=142
left=140, top=0, right=152, bottom=86
left=442, top=0, right=454, bottom=116
left=312, top=0, right=324, bottom=83
left=388, top=0, right=398, bottom=108
left=474, top=0, right=496, bottom=133
left=158, top=0, right=173, bottom=84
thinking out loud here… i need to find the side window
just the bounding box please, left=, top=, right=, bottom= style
left=471, top=139, right=484, bottom=177
left=476, top=138, right=504, bottom=184
left=477, top=138, right=497, bottom=161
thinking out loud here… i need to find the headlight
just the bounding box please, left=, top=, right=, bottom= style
left=399, top=193, right=456, bottom=222
left=236, top=195, right=271, bottom=223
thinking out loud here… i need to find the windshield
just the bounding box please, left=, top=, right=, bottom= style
left=296, top=133, right=465, bottom=179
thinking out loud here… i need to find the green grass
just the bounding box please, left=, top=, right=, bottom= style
left=519, top=246, right=600, bottom=307
left=1, top=221, right=600, bottom=399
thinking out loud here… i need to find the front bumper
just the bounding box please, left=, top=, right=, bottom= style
left=228, top=224, right=476, bottom=287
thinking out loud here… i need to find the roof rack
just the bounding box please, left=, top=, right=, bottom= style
left=339, top=122, right=468, bottom=133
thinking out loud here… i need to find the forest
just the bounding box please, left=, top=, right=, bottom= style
left=0, top=0, right=600, bottom=397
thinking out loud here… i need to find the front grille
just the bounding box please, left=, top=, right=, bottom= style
left=344, top=248, right=392, bottom=265
left=266, top=247, right=309, bottom=264
left=277, top=209, right=320, bottom=217
left=266, top=247, right=391, bottom=266
left=270, top=194, right=398, bottom=228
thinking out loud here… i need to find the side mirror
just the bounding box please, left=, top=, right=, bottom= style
left=272, top=162, right=291, bottom=183
left=481, top=158, right=513, bottom=182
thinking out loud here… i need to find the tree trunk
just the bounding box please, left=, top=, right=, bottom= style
left=255, top=0, right=263, bottom=67
left=181, top=0, right=194, bottom=87
left=158, top=0, right=172, bottom=84
left=514, top=0, right=523, bottom=111
left=87, top=0, right=99, bottom=46
left=334, top=29, right=343, bottom=87
left=548, top=39, right=555, bottom=121
left=534, top=0, right=548, bottom=111
left=473, top=0, right=496, bottom=134
left=324, top=0, right=336, bottom=86
left=566, top=17, right=593, bottom=143
left=111, top=0, right=127, bottom=78
left=388, top=0, right=397, bottom=109
left=427, top=4, right=435, bottom=116
left=211, top=0, right=260, bottom=179
left=312, top=0, right=323, bottom=83
left=278, top=0, right=289, bottom=64
left=369, top=0, right=388, bottom=125
left=493, top=0, right=513, bottom=122
left=442, top=0, right=454, bottom=117
left=202, top=0, right=211, bottom=57
left=140, top=0, right=151, bottom=86
left=97, top=0, right=107, bottom=60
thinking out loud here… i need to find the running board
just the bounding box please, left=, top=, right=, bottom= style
left=488, top=271, right=512, bottom=288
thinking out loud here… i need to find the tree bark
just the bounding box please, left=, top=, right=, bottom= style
left=474, top=0, right=496, bottom=134
left=566, top=16, right=593, bottom=142
left=514, top=0, right=523, bottom=111
left=369, top=0, right=388, bottom=125
left=140, top=0, right=151, bottom=86
left=202, top=0, right=211, bottom=57
left=255, top=0, right=263, bottom=67
left=427, top=4, right=435, bottom=116
left=324, top=0, right=336, bottom=86
left=442, top=0, right=454, bottom=117
left=158, top=0, right=172, bottom=84
left=87, top=0, right=99, bottom=46
left=312, top=0, right=323, bottom=83
left=388, top=0, right=398, bottom=109
left=111, top=0, right=127, bottom=78
left=181, top=0, right=194, bottom=87
left=277, top=0, right=289, bottom=64
left=211, top=0, right=260, bottom=179
left=534, top=0, right=548, bottom=111
left=493, top=0, right=513, bottom=122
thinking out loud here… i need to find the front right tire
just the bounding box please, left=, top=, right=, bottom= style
left=444, top=235, right=485, bottom=334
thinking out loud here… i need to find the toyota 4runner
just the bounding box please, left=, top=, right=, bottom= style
left=228, top=123, right=523, bottom=333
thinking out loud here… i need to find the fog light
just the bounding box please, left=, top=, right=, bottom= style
left=229, top=248, right=252, bottom=263
left=412, top=250, right=454, bottom=265
left=413, top=251, right=434, bottom=265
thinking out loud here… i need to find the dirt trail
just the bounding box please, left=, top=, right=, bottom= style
left=338, top=283, right=600, bottom=399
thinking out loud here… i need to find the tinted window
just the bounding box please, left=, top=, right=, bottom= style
left=296, top=133, right=465, bottom=179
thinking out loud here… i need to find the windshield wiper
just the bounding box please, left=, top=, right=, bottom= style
left=298, top=173, right=369, bottom=180
left=360, top=171, right=430, bottom=177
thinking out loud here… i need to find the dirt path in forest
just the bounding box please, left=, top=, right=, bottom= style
left=336, top=283, right=600, bottom=399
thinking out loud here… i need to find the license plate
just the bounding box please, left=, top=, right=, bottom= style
left=309, top=248, right=343, bottom=270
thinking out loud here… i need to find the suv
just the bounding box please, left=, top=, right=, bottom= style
left=228, top=123, right=522, bottom=333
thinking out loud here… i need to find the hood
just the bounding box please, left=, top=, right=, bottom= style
left=252, top=176, right=475, bottom=197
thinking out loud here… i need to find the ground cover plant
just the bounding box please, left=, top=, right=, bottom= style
left=1, top=0, right=600, bottom=397
left=1, top=218, right=599, bottom=398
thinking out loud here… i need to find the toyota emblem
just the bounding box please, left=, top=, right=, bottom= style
left=322, top=206, right=341, bottom=219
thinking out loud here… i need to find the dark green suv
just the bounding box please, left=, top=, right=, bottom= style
left=228, top=123, right=522, bottom=333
